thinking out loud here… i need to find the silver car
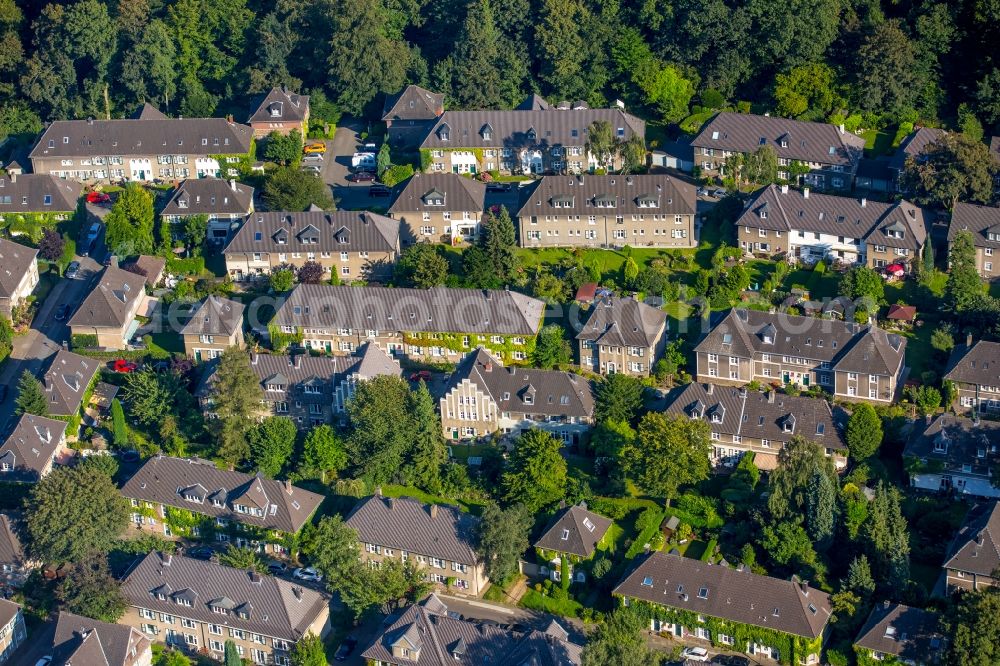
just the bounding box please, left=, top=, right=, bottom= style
left=302, top=153, right=324, bottom=163
left=300, top=165, right=322, bottom=174
left=65, top=261, right=81, bottom=279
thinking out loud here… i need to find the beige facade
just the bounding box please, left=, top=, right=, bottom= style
left=395, top=209, right=484, bottom=245
left=579, top=339, right=664, bottom=376
left=359, top=540, right=489, bottom=597
left=225, top=248, right=395, bottom=283
left=69, top=293, right=146, bottom=350
left=0, top=601, right=25, bottom=663
left=0, top=259, right=38, bottom=319
left=183, top=328, right=244, bottom=361
left=521, top=211, right=694, bottom=248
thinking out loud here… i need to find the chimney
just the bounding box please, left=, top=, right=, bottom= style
left=838, top=123, right=845, bottom=135
left=429, top=504, right=439, bottom=519
left=803, top=187, right=810, bottom=199
left=799, top=580, right=809, bottom=596
left=162, top=553, right=172, bottom=566
left=706, top=384, right=714, bottom=395
left=967, top=332, right=974, bottom=348
left=284, top=479, right=292, bottom=495
left=767, top=390, right=775, bottom=404
left=484, top=362, right=493, bottom=372
left=294, top=355, right=301, bottom=369
left=860, top=197, right=867, bottom=208
left=7, top=172, right=14, bottom=184
left=388, top=497, right=395, bottom=509
left=230, top=179, right=237, bottom=191
left=292, top=586, right=303, bottom=601
left=780, top=184, right=788, bottom=194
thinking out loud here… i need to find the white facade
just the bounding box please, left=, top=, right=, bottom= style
left=911, top=472, right=1000, bottom=498
left=787, top=228, right=864, bottom=264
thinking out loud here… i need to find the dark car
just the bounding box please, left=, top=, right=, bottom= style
left=711, top=656, right=752, bottom=666
left=334, top=637, right=358, bottom=662
left=54, top=304, right=72, bottom=321
left=348, top=171, right=375, bottom=182
left=187, top=546, right=215, bottom=560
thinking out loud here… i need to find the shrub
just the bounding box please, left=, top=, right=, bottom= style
left=381, top=164, right=414, bottom=187
left=635, top=507, right=662, bottom=534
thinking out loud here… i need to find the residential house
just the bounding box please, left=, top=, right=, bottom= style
left=68, top=265, right=150, bottom=349
left=0, top=414, right=69, bottom=482
left=0, top=238, right=39, bottom=319
left=197, top=344, right=402, bottom=427
left=533, top=502, right=612, bottom=582
left=224, top=210, right=400, bottom=282
left=853, top=602, right=944, bottom=665
left=576, top=296, right=667, bottom=376
left=0, top=600, right=25, bottom=664
left=690, top=112, right=865, bottom=190
left=853, top=157, right=895, bottom=193
left=345, top=491, right=487, bottom=596
left=439, top=348, right=594, bottom=443
left=903, top=415, right=1000, bottom=498
left=119, top=456, right=324, bottom=556
left=615, top=551, right=832, bottom=664
left=887, top=127, right=946, bottom=192
left=949, top=202, right=1000, bottom=281
left=29, top=112, right=255, bottom=182
left=663, top=383, right=848, bottom=471
left=941, top=500, right=1000, bottom=592
left=943, top=339, right=1000, bottom=413
left=387, top=173, right=486, bottom=245
left=160, top=178, right=254, bottom=244
left=46, top=611, right=152, bottom=666
left=271, top=284, right=546, bottom=364
left=361, top=593, right=582, bottom=665
left=420, top=97, right=645, bottom=175
left=129, top=255, right=166, bottom=289
left=735, top=184, right=931, bottom=272
left=42, top=350, right=101, bottom=417
left=516, top=174, right=697, bottom=249
left=180, top=296, right=246, bottom=361
left=247, top=87, right=309, bottom=138
left=0, top=514, right=30, bottom=590
left=382, top=85, right=445, bottom=149
left=120, top=552, right=330, bottom=663
left=0, top=173, right=80, bottom=221
left=694, top=309, right=907, bottom=404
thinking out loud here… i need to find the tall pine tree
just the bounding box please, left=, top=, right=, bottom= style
left=946, top=230, right=983, bottom=313
left=480, top=207, right=520, bottom=285
left=405, top=381, right=447, bottom=493
left=210, top=347, right=264, bottom=467
left=15, top=370, right=48, bottom=416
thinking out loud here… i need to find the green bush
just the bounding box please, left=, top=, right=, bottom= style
left=166, top=256, right=205, bottom=275
left=71, top=334, right=99, bottom=349
left=381, top=164, right=414, bottom=187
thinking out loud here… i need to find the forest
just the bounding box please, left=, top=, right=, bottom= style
left=0, top=0, right=998, bottom=141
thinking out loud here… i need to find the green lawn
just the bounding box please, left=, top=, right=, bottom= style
left=781, top=266, right=840, bottom=300
left=519, top=587, right=583, bottom=618
left=862, top=126, right=895, bottom=157
left=380, top=484, right=486, bottom=515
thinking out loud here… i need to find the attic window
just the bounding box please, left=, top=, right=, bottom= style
left=561, top=529, right=570, bottom=540
left=698, top=587, right=708, bottom=599
left=808, top=604, right=817, bottom=614
left=583, top=517, right=595, bottom=532
left=816, top=424, right=825, bottom=435
left=828, top=146, right=836, bottom=155
left=641, top=576, right=653, bottom=587
left=758, top=137, right=766, bottom=145
left=711, top=131, right=719, bottom=140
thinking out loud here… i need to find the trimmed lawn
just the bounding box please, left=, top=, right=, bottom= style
left=380, top=484, right=486, bottom=515
left=519, top=587, right=583, bottom=618
left=781, top=266, right=839, bottom=299
left=899, top=322, right=934, bottom=381
left=862, top=126, right=895, bottom=157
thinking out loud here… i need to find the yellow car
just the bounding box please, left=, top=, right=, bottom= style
left=303, top=142, right=327, bottom=155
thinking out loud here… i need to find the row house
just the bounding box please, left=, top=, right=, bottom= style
left=387, top=173, right=486, bottom=245
left=419, top=97, right=645, bottom=176
left=949, top=202, right=1000, bottom=281
left=576, top=296, right=667, bottom=376
left=42, top=350, right=100, bottom=417
left=29, top=106, right=254, bottom=183
left=180, top=296, right=246, bottom=361
left=48, top=611, right=152, bottom=666
left=941, top=500, right=1000, bottom=593
left=120, top=455, right=324, bottom=556
left=198, top=344, right=402, bottom=427
left=516, top=174, right=697, bottom=249
left=439, top=348, right=594, bottom=443
left=0, top=514, right=31, bottom=590
left=0, top=238, right=39, bottom=319
left=943, top=339, right=1000, bottom=413
left=853, top=603, right=945, bottom=665
left=662, top=383, right=848, bottom=471
left=903, top=415, right=1000, bottom=498
left=615, top=551, right=832, bottom=664
left=694, top=309, right=906, bottom=404
left=0, top=172, right=80, bottom=222
left=121, top=552, right=330, bottom=664
left=382, top=85, right=445, bottom=150
left=736, top=184, right=931, bottom=271
left=362, top=594, right=581, bottom=665
left=0, top=414, right=69, bottom=482
left=345, top=492, right=487, bottom=596
left=161, top=178, right=254, bottom=244
left=68, top=265, right=151, bottom=350
left=690, top=112, right=865, bottom=190
left=224, top=210, right=400, bottom=283
left=247, top=87, right=309, bottom=138
left=271, top=284, right=545, bottom=365
left=0, top=600, right=25, bottom=664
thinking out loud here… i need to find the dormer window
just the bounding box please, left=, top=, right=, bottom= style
left=437, top=123, right=450, bottom=141
left=480, top=124, right=493, bottom=141
left=527, top=127, right=536, bottom=140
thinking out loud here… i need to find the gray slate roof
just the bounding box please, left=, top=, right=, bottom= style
left=943, top=501, right=1000, bottom=576
left=691, top=112, right=865, bottom=167
left=161, top=178, right=254, bottom=217
left=0, top=173, right=81, bottom=212
left=0, top=599, right=20, bottom=634
left=180, top=296, right=245, bottom=337
left=30, top=118, right=254, bottom=159
left=854, top=603, right=944, bottom=660
left=576, top=296, right=666, bottom=348
left=0, top=414, right=67, bottom=481
left=131, top=104, right=167, bottom=120
left=68, top=266, right=145, bottom=329
left=0, top=513, right=25, bottom=568
left=51, top=611, right=150, bottom=666
left=614, top=551, right=832, bottom=639
left=0, top=239, right=39, bottom=299
left=663, top=383, right=847, bottom=451
left=225, top=210, right=400, bottom=255
left=903, top=415, right=1000, bottom=481
left=517, top=174, right=696, bottom=218
left=419, top=108, right=645, bottom=150
left=696, top=309, right=906, bottom=376
left=345, top=494, right=480, bottom=565
left=738, top=184, right=930, bottom=252
left=120, top=456, right=323, bottom=533
left=445, top=348, right=594, bottom=420
left=888, top=127, right=946, bottom=172
left=273, top=285, right=546, bottom=337
left=362, top=594, right=582, bottom=666
left=949, top=202, right=1000, bottom=250
left=382, top=85, right=444, bottom=121
left=121, top=552, right=329, bottom=641
left=533, top=503, right=612, bottom=558
left=248, top=87, right=309, bottom=124
left=42, top=350, right=100, bottom=416
left=944, top=340, right=1000, bottom=386
left=388, top=173, right=486, bottom=214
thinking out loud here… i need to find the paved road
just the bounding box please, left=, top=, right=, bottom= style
left=323, top=117, right=381, bottom=211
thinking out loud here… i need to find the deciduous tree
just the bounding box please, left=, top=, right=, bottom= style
left=248, top=416, right=297, bottom=477
left=767, top=436, right=835, bottom=521
left=105, top=183, right=155, bottom=256
left=582, top=606, right=660, bottom=666
left=846, top=404, right=883, bottom=460
left=290, top=634, right=327, bottom=666
left=263, top=166, right=333, bottom=212
left=263, top=129, right=303, bottom=165
left=594, top=373, right=643, bottom=424
left=394, top=242, right=448, bottom=288
left=946, top=230, right=985, bottom=313
left=210, top=347, right=265, bottom=466
left=902, top=134, right=997, bottom=209
left=533, top=324, right=571, bottom=369
left=57, top=555, right=127, bottom=622
left=502, top=429, right=567, bottom=511
left=622, top=412, right=711, bottom=504
left=218, top=544, right=266, bottom=572
left=301, top=425, right=347, bottom=482
left=475, top=501, right=533, bottom=584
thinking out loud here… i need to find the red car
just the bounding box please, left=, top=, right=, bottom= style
left=86, top=191, right=111, bottom=204
left=113, top=359, right=138, bottom=373
left=409, top=370, right=432, bottom=382
left=348, top=171, right=375, bottom=182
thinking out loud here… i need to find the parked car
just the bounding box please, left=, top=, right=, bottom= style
left=711, top=656, right=751, bottom=666
left=362, top=142, right=377, bottom=152
left=369, top=185, right=391, bottom=197
left=34, top=657, right=52, bottom=666
left=54, top=304, right=72, bottom=321
left=712, top=187, right=727, bottom=197
left=350, top=152, right=376, bottom=169
left=680, top=647, right=710, bottom=662
left=187, top=546, right=215, bottom=560
left=348, top=171, right=375, bottom=182
left=267, top=561, right=288, bottom=575
left=82, top=223, right=101, bottom=256
left=112, top=359, right=138, bottom=373
left=300, top=165, right=322, bottom=174
left=696, top=187, right=708, bottom=197
left=303, top=142, right=327, bottom=155
left=333, top=637, right=358, bottom=662
left=65, top=261, right=81, bottom=279
left=85, top=191, right=111, bottom=204
left=293, top=566, right=322, bottom=582
left=302, top=153, right=324, bottom=163
left=409, top=370, right=432, bottom=382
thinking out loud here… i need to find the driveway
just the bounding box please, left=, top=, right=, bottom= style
left=324, top=117, right=378, bottom=211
